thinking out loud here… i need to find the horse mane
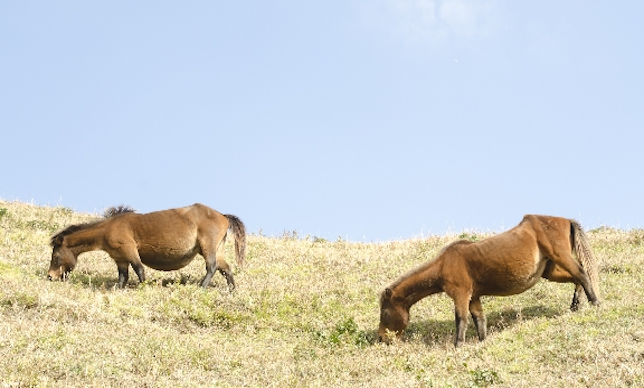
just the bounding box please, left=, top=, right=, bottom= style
left=50, top=221, right=102, bottom=247
left=103, top=205, right=136, bottom=218
left=50, top=205, right=134, bottom=247
left=386, top=239, right=475, bottom=292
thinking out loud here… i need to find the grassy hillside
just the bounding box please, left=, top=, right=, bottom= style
left=0, top=200, right=643, bottom=387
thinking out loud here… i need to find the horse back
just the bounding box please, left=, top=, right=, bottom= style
left=103, top=204, right=228, bottom=250
left=442, top=215, right=573, bottom=296
left=465, top=215, right=573, bottom=263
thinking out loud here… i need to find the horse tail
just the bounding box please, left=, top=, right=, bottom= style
left=224, top=214, right=246, bottom=267
left=570, top=220, right=601, bottom=300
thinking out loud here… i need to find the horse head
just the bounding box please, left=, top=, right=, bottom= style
left=378, top=287, right=410, bottom=344
left=47, top=232, right=78, bottom=281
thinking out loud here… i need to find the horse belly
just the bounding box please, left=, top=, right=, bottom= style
left=132, top=216, right=201, bottom=271
left=475, top=250, right=546, bottom=296
left=138, top=243, right=199, bottom=271
left=482, top=273, right=543, bottom=296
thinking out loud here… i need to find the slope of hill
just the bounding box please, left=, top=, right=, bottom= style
left=0, top=200, right=642, bottom=387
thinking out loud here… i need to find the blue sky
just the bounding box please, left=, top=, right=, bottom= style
left=1, top=1, right=643, bottom=241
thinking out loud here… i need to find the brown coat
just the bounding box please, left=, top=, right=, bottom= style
left=378, top=215, right=600, bottom=347
left=48, top=203, right=245, bottom=289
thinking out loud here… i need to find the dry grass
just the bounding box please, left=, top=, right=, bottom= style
left=1, top=199, right=643, bottom=387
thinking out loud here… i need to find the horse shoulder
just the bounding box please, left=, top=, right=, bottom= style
left=101, top=216, right=137, bottom=248
left=440, top=247, right=473, bottom=289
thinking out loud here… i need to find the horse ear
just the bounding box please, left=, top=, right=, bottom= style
left=51, top=234, right=64, bottom=247
left=384, top=288, right=392, bottom=299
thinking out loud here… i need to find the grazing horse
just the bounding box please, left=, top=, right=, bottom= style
left=378, top=215, right=601, bottom=347
left=48, top=203, right=246, bottom=290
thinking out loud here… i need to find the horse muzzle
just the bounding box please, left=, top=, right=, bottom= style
left=47, top=267, right=70, bottom=281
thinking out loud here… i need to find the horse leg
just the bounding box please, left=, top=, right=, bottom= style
left=199, top=229, right=235, bottom=290
left=108, top=240, right=146, bottom=287
left=118, top=250, right=146, bottom=285
left=116, top=262, right=129, bottom=288
left=542, top=260, right=592, bottom=310
left=469, top=297, right=487, bottom=342
left=131, top=262, right=146, bottom=284
left=217, top=261, right=235, bottom=291
left=452, top=293, right=472, bottom=347
left=199, top=255, right=234, bottom=288
left=537, top=227, right=600, bottom=307
left=541, top=247, right=598, bottom=306
left=571, top=284, right=583, bottom=311
left=199, top=255, right=217, bottom=288
left=116, top=260, right=145, bottom=287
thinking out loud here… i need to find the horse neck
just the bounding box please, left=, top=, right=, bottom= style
left=63, top=225, right=105, bottom=255
left=392, top=257, right=444, bottom=308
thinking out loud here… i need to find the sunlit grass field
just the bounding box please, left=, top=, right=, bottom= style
left=1, top=199, right=643, bottom=387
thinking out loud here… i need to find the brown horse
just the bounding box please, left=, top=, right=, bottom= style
left=48, top=203, right=246, bottom=290
left=378, top=215, right=601, bottom=347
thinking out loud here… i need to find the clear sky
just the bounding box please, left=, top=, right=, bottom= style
left=1, top=1, right=643, bottom=241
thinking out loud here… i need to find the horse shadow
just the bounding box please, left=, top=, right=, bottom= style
left=404, top=304, right=563, bottom=346
left=58, top=272, right=219, bottom=291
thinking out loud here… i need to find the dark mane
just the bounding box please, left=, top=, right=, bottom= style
left=49, top=220, right=103, bottom=247
left=50, top=205, right=135, bottom=247
left=103, top=205, right=136, bottom=218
